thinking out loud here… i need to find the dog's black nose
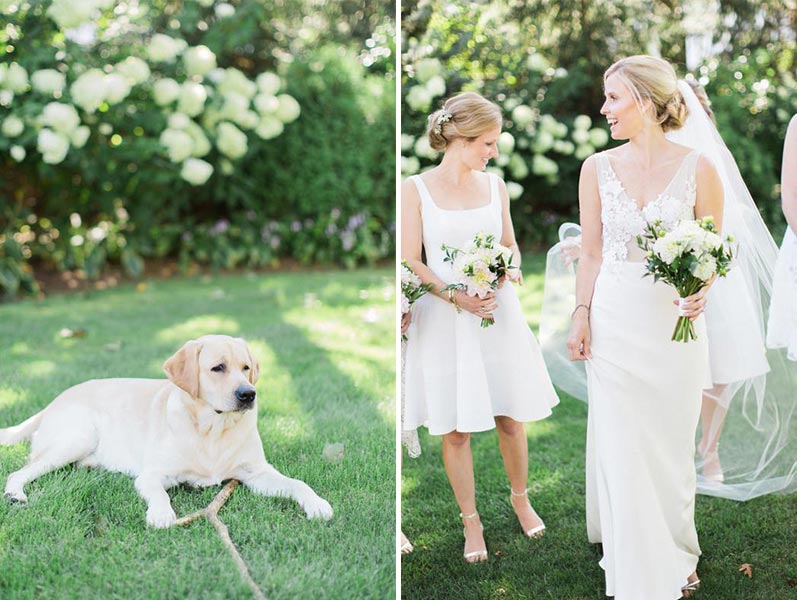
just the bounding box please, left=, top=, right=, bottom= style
left=235, top=387, right=256, bottom=405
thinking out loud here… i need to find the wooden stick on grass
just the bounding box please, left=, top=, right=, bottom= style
left=170, top=479, right=266, bottom=600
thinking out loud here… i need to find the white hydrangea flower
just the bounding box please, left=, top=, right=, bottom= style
left=215, top=3, right=235, bottom=17
left=219, top=92, right=250, bottom=120
left=498, top=132, right=515, bottom=154
left=116, top=57, right=150, bottom=85
left=425, top=75, right=446, bottom=97
left=532, top=131, right=554, bottom=153
left=1, top=115, right=24, bottom=137
left=553, top=140, right=575, bottom=155
left=413, top=136, right=437, bottom=160
left=216, top=122, right=248, bottom=159
left=506, top=181, right=524, bottom=200
left=415, top=58, right=442, bottom=83
left=574, top=114, right=592, bottom=130
left=181, top=158, right=214, bottom=186
left=183, top=45, right=217, bottom=77
left=401, top=155, right=420, bottom=175
left=0, top=89, right=13, bottom=106
left=508, top=154, right=528, bottom=179
left=10, top=145, right=25, bottom=162
left=47, top=0, right=97, bottom=30
left=256, top=72, right=281, bottom=95
left=3, top=62, right=28, bottom=93
left=71, top=69, right=107, bottom=113
left=572, top=128, right=590, bottom=145
left=184, top=121, right=211, bottom=157
left=195, top=0, right=214, bottom=6
left=532, top=154, right=558, bottom=176
left=41, top=102, right=81, bottom=134
left=527, top=53, right=550, bottom=72
left=104, top=73, right=131, bottom=104
left=400, top=134, right=415, bottom=152
left=31, top=69, right=66, bottom=95
left=218, top=68, right=257, bottom=99
left=37, top=128, right=71, bottom=164
left=220, top=158, right=234, bottom=175
left=98, top=123, right=113, bottom=136
left=539, top=114, right=560, bottom=136
left=275, top=94, right=301, bottom=123
left=159, top=128, right=194, bottom=163
left=178, top=81, right=207, bottom=116
left=147, top=34, right=187, bottom=63
left=401, top=263, right=422, bottom=287
left=70, top=125, right=90, bottom=148
left=511, top=105, right=535, bottom=128
left=574, top=144, right=595, bottom=161
left=168, top=112, right=191, bottom=130
left=254, top=93, right=279, bottom=114
left=236, top=110, right=260, bottom=130
left=254, top=115, right=284, bottom=140
left=405, top=85, right=432, bottom=112
left=589, top=127, right=609, bottom=148
left=153, top=78, right=180, bottom=106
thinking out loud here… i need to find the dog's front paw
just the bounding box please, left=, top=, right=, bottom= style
left=3, top=490, right=27, bottom=504
left=146, top=505, right=177, bottom=528
left=303, top=495, right=333, bottom=520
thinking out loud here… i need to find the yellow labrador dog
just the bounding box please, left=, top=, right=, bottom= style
left=0, top=335, right=333, bottom=527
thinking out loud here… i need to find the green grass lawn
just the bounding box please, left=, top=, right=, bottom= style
left=0, top=268, right=395, bottom=599
left=401, top=253, right=797, bottom=599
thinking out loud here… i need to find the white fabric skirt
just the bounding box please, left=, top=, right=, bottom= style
left=767, top=227, right=797, bottom=360
left=586, top=262, right=709, bottom=600
left=403, top=284, right=559, bottom=435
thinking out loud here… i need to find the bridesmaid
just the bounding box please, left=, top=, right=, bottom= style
left=402, top=92, right=559, bottom=562
left=767, top=115, right=797, bottom=358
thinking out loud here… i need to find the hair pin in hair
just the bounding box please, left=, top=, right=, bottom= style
left=434, top=110, right=453, bottom=135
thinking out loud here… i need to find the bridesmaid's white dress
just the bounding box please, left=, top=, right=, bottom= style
left=767, top=226, right=797, bottom=360
left=403, top=172, right=559, bottom=435
left=586, top=151, right=710, bottom=600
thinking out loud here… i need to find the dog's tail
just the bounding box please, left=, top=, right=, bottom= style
left=0, top=410, right=46, bottom=445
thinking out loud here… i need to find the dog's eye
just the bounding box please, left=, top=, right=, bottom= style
left=243, top=365, right=250, bottom=371
left=211, top=364, right=226, bottom=373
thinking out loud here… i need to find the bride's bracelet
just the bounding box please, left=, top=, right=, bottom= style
left=571, top=303, right=590, bottom=319
left=447, top=288, right=462, bottom=313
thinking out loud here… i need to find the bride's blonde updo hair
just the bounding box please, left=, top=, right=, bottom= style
left=426, top=92, right=502, bottom=151
left=604, top=55, right=688, bottom=132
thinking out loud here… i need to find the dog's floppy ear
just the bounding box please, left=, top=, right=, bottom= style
left=163, top=340, right=203, bottom=397
left=238, top=338, right=260, bottom=384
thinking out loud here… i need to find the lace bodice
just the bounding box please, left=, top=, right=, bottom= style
left=596, top=151, right=699, bottom=265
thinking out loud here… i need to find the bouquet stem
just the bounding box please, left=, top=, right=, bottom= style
left=671, top=316, right=697, bottom=343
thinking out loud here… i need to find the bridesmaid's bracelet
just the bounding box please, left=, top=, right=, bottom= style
left=447, top=288, right=462, bottom=313
left=571, top=303, right=590, bottom=319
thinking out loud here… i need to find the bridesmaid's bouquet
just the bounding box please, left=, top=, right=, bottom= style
left=401, top=261, right=432, bottom=341
left=441, top=232, right=516, bottom=327
left=637, top=216, right=734, bottom=342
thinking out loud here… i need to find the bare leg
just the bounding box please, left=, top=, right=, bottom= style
left=242, top=464, right=333, bottom=520
left=495, top=416, right=545, bottom=536
left=698, top=384, right=728, bottom=481
left=442, top=431, right=486, bottom=562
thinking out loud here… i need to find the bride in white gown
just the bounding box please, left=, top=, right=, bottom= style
left=567, top=56, right=724, bottom=599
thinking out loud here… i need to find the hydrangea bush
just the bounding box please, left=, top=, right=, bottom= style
left=0, top=0, right=394, bottom=296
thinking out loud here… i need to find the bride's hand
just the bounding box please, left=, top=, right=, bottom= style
left=567, top=312, right=591, bottom=361
left=453, top=290, right=497, bottom=320
left=673, top=286, right=709, bottom=321
left=506, top=268, right=524, bottom=286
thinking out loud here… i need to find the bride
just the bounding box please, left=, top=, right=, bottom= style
left=566, top=55, right=722, bottom=599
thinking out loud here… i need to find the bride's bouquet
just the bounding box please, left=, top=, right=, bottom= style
left=637, top=216, right=734, bottom=342
left=401, top=261, right=432, bottom=341
left=442, top=232, right=516, bottom=327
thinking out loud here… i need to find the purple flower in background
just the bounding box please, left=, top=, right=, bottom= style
left=209, top=219, right=230, bottom=236
left=347, top=213, right=366, bottom=230
left=341, top=230, right=355, bottom=251
left=326, top=223, right=338, bottom=236
left=330, top=208, right=341, bottom=220
left=291, top=220, right=302, bottom=232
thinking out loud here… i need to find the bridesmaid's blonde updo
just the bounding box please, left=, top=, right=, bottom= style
left=604, top=55, right=688, bottom=132
left=426, top=92, right=502, bottom=152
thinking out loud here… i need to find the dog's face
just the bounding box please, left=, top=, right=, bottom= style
left=163, top=335, right=260, bottom=413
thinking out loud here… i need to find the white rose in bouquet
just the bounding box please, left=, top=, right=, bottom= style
left=256, top=72, right=281, bottom=95
left=116, top=57, right=151, bottom=85
left=181, top=158, right=214, bottom=186
left=148, top=34, right=187, bottom=63
left=178, top=81, right=207, bottom=116
left=160, top=128, right=194, bottom=163
left=216, top=121, right=247, bottom=159
left=153, top=78, right=180, bottom=105
left=1, top=115, right=24, bottom=137
left=31, top=69, right=66, bottom=95
left=183, top=46, right=217, bottom=77
left=255, top=115, right=284, bottom=140
left=41, top=102, right=81, bottom=134
left=37, top=128, right=70, bottom=164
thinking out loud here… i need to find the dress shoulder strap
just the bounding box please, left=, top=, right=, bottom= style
left=488, top=172, right=500, bottom=208
left=410, top=175, right=435, bottom=211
